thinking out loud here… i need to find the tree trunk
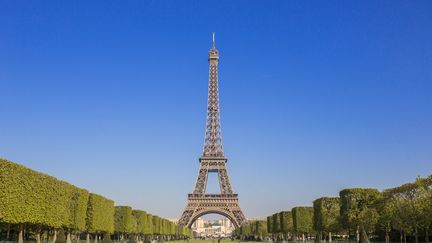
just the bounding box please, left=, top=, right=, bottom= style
left=385, top=231, right=389, bottom=243
left=360, top=227, right=370, bottom=243
left=414, top=226, right=418, bottom=243
left=53, top=229, right=58, bottom=242
left=426, top=230, right=429, bottom=243
left=404, top=231, right=407, bottom=243
left=316, top=232, right=322, bottom=243
left=36, top=227, right=41, bottom=243
left=356, top=226, right=360, bottom=243
left=18, top=224, right=24, bottom=243
left=302, top=233, right=305, bottom=241
left=400, top=230, right=403, bottom=243
left=6, top=224, right=10, bottom=240
left=104, top=232, right=110, bottom=242
left=67, top=230, right=72, bottom=243
left=95, top=234, right=98, bottom=243
left=87, top=233, right=91, bottom=243
left=329, top=232, right=332, bottom=242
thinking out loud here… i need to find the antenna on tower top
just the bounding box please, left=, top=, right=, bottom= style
left=212, top=32, right=215, bottom=48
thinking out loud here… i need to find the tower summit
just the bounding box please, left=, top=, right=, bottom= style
left=208, top=32, right=219, bottom=62
left=178, top=34, right=246, bottom=228
left=203, top=32, right=223, bottom=157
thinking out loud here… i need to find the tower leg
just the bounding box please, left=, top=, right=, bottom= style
left=193, top=168, right=208, bottom=194
left=218, top=168, right=233, bottom=194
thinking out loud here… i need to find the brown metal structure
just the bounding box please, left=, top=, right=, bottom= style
left=178, top=34, right=246, bottom=228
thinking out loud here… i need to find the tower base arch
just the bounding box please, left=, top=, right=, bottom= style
left=178, top=194, right=246, bottom=229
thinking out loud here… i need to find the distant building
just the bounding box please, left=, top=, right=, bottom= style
left=220, top=218, right=233, bottom=229
left=191, top=217, right=235, bottom=237
left=192, top=217, right=205, bottom=228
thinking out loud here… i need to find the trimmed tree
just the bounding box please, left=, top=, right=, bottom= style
left=152, top=216, right=161, bottom=236
left=64, top=185, right=90, bottom=243
left=0, top=159, right=88, bottom=243
left=313, top=197, right=340, bottom=242
left=272, top=213, right=281, bottom=239
left=384, top=178, right=432, bottom=243
left=144, top=214, right=153, bottom=237
left=267, top=216, right=273, bottom=236
left=339, top=188, right=381, bottom=243
left=255, top=220, right=268, bottom=240
left=292, top=207, right=313, bottom=241
left=132, top=210, right=147, bottom=241
left=114, top=206, right=134, bottom=240
left=86, top=193, right=115, bottom=242
left=279, top=211, right=293, bottom=240
left=377, top=193, right=396, bottom=243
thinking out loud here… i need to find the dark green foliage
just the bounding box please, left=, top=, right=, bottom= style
left=339, top=188, right=380, bottom=232
left=249, top=221, right=257, bottom=236
left=262, top=175, right=431, bottom=243
left=86, top=193, right=115, bottom=233
left=240, top=221, right=251, bottom=236
left=234, top=220, right=267, bottom=239
left=272, top=213, right=281, bottom=233
left=279, top=211, right=293, bottom=234
left=340, top=188, right=381, bottom=243
left=267, top=216, right=273, bottom=234
left=313, top=197, right=340, bottom=234
left=383, top=177, right=432, bottom=243
left=292, top=207, right=313, bottom=235
left=255, top=220, right=268, bottom=237
left=114, top=206, right=134, bottom=234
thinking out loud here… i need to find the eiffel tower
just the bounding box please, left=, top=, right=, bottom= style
left=178, top=34, right=246, bottom=228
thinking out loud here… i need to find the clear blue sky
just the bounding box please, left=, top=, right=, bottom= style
left=1, top=1, right=431, bottom=220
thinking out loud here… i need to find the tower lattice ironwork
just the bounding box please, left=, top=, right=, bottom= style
left=178, top=34, right=246, bottom=228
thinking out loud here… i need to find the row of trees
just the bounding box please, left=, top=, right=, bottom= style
left=233, top=175, right=432, bottom=243
left=232, top=220, right=268, bottom=241
left=113, top=206, right=192, bottom=242
left=0, top=159, right=192, bottom=243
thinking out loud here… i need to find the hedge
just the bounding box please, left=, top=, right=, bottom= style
left=292, top=206, right=313, bottom=236
left=0, top=158, right=191, bottom=242
left=279, top=211, right=293, bottom=235
left=0, top=158, right=88, bottom=228
left=86, top=193, right=115, bottom=233
left=312, top=197, right=339, bottom=235
left=271, top=213, right=281, bottom=233
left=114, top=206, right=134, bottom=234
